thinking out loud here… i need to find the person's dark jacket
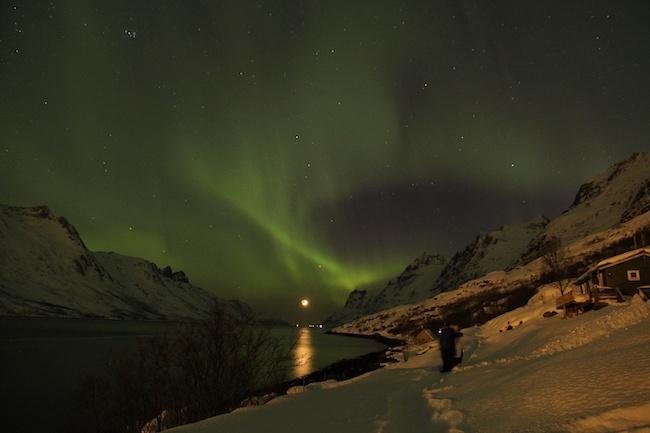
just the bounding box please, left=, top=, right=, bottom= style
left=438, top=326, right=463, bottom=352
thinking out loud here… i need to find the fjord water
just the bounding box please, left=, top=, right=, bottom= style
left=0, top=317, right=385, bottom=433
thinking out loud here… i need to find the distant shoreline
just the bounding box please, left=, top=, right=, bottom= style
left=325, top=330, right=406, bottom=347
left=2, top=315, right=406, bottom=429
left=250, top=330, right=406, bottom=404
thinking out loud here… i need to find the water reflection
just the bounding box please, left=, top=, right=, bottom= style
left=292, top=328, right=314, bottom=378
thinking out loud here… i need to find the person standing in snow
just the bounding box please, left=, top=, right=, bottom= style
left=437, top=322, right=463, bottom=373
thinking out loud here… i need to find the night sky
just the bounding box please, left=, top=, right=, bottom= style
left=1, top=1, right=649, bottom=321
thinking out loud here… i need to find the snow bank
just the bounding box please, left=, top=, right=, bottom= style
left=566, top=402, right=650, bottom=433
left=441, top=300, right=650, bottom=433
left=422, top=386, right=464, bottom=433
left=531, top=295, right=649, bottom=357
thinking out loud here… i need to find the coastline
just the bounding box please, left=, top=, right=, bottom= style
left=325, top=330, right=406, bottom=347
left=246, top=331, right=406, bottom=406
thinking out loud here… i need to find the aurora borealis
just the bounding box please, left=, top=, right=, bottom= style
left=1, top=1, right=649, bottom=320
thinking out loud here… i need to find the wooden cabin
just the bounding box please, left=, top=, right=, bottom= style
left=574, top=248, right=650, bottom=300
left=413, top=328, right=435, bottom=345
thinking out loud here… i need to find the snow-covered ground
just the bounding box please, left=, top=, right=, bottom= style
left=165, top=291, right=650, bottom=433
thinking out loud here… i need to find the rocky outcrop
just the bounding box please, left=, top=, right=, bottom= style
left=161, top=265, right=190, bottom=284
left=621, top=179, right=650, bottom=223
left=571, top=181, right=602, bottom=208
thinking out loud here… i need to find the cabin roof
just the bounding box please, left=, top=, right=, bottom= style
left=595, top=247, right=650, bottom=269
left=413, top=328, right=435, bottom=343
left=574, top=248, right=650, bottom=285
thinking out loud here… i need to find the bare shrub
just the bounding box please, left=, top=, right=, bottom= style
left=77, top=303, right=288, bottom=433
left=542, top=236, right=570, bottom=295
left=76, top=373, right=111, bottom=433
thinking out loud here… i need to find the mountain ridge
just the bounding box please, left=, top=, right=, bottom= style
left=334, top=210, right=650, bottom=337
left=325, top=252, right=446, bottom=325
left=330, top=151, right=650, bottom=327
left=0, top=204, right=245, bottom=320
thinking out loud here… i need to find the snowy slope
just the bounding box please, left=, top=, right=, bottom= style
left=331, top=152, right=649, bottom=332
left=323, top=287, right=376, bottom=327
left=368, top=253, right=447, bottom=310
left=334, top=209, right=650, bottom=338
left=517, top=151, right=650, bottom=265
left=164, top=289, right=650, bottom=433
left=0, top=204, right=240, bottom=319
left=326, top=253, right=446, bottom=325
left=328, top=218, right=546, bottom=327
left=433, top=216, right=549, bottom=292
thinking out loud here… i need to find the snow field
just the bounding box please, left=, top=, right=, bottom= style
left=165, top=294, right=650, bottom=433
left=431, top=295, right=650, bottom=433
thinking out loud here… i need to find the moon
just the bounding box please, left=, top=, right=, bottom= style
left=300, top=299, right=309, bottom=307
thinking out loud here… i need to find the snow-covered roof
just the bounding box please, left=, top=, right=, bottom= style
left=411, top=328, right=436, bottom=343
left=574, top=248, right=650, bottom=284
left=595, top=247, right=650, bottom=270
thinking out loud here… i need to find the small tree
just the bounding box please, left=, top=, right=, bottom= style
left=542, top=236, right=570, bottom=295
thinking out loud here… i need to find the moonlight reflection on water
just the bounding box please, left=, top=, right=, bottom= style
left=292, top=328, right=314, bottom=378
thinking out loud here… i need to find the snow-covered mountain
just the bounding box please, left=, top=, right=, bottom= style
left=328, top=219, right=547, bottom=326
left=367, top=252, right=447, bottom=310
left=325, top=252, right=446, bottom=325
left=516, top=151, right=650, bottom=265
left=0, top=204, right=245, bottom=319
left=334, top=210, right=650, bottom=337
left=324, top=288, right=374, bottom=327
left=333, top=152, right=650, bottom=335
left=433, top=216, right=549, bottom=293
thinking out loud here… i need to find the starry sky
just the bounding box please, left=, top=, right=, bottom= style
left=1, top=1, right=649, bottom=321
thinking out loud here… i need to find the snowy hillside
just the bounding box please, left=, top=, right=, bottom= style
left=433, top=216, right=549, bottom=292
left=326, top=253, right=446, bottom=325
left=334, top=209, right=650, bottom=338
left=369, top=253, right=447, bottom=310
left=330, top=152, right=649, bottom=329
left=0, top=205, right=242, bottom=319
left=328, top=218, right=547, bottom=327
left=323, top=287, right=375, bottom=328
left=165, top=288, right=650, bottom=433
left=516, top=151, right=650, bottom=265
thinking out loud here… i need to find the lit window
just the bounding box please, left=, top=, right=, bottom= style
left=627, top=270, right=641, bottom=281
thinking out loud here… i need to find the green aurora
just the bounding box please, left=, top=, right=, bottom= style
left=1, top=1, right=649, bottom=320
